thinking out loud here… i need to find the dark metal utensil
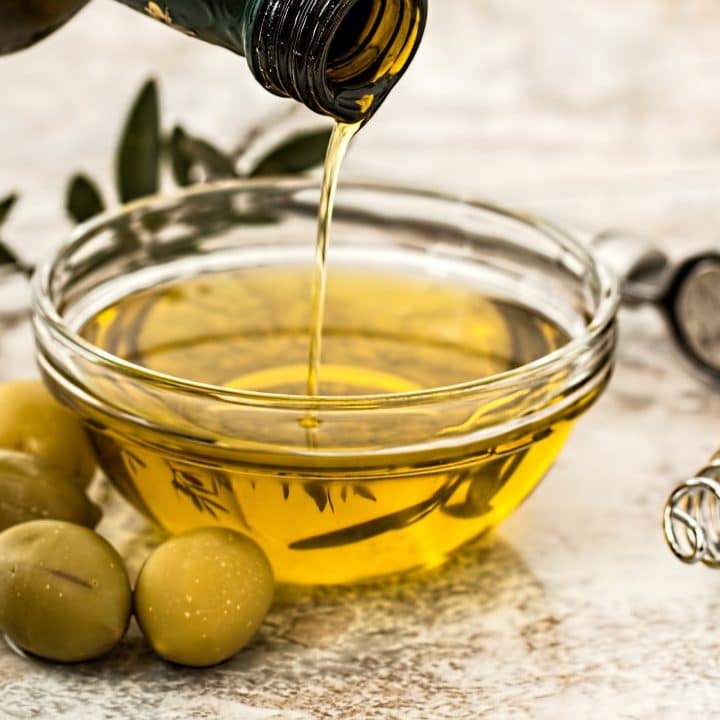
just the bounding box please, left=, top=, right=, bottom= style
left=593, top=231, right=720, bottom=384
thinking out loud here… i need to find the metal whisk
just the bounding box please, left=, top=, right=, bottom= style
left=664, top=452, right=720, bottom=567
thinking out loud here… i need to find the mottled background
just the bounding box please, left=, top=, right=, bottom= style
left=2, top=2, right=720, bottom=718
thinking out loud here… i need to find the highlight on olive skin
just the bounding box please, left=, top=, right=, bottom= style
left=134, top=527, right=275, bottom=668
left=0, top=520, right=132, bottom=663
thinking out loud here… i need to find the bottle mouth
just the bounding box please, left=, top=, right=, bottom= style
left=247, top=0, right=427, bottom=123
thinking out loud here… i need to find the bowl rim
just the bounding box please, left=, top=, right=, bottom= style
left=32, top=177, right=620, bottom=411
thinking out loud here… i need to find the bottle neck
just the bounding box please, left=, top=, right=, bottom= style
left=120, top=0, right=427, bottom=123
left=1, top=1, right=427, bottom=122
left=245, top=0, right=427, bottom=122
left=115, top=1, right=254, bottom=53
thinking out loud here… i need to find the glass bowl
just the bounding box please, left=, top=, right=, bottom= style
left=31, top=179, right=618, bottom=585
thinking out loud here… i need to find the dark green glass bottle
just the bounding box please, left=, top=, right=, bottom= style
left=0, top=1, right=91, bottom=55
left=0, top=0, right=427, bottom=122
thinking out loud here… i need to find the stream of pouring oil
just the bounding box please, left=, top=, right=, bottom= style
left=305, top=121, right=362, bottom=400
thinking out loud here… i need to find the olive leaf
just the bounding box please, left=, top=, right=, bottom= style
left=442, top=453, right=528, bottom=519
left=0, top=195, right=18, bottom=267
left=304, top=482, right=331, bottom=513
left=169, top=464, right=229, bottom=520
left=66, top=174, right=105, bottom=224
left=290, top=477, right=465, bottom=550
left=170, top=126, right=237, bottom=185
left=250, top=128, right=332, bottom=177
left=0, top=193, right=32, bottom=277
left=353, top=485, right=377, bottom=502
left=169, top=127, right=194, bottom=187
left=0, top=244, right=24, bottom=272
left=117, top=79, right=161, bottom=203
left=0, top=193, right=18, bottom=228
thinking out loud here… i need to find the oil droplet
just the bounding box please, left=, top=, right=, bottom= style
left=299, top=415, right=321, bottom=430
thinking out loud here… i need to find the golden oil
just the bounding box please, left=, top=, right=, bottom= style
left=78, top=263, right=597, bottom=585
left=307, top=121, right=361, bottom=399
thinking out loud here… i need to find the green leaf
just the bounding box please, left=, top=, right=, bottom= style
left=303, top=483, right=329, bottom=513
left=0, top=196, right=31, bottom=276
left=353, top=485, right=377, bottom=502
left=250, top=128, right=332, bottom=177
left=169, top=127, right=194, bottom=187
left=0, top=194, right=18, bottom=228
left=290, top=477, right=465, bottom=551
left=66, top=174, right=105, bottom=224
left=116, top=79, right=161, bottom=203
left=0, top=243, right=20, bottom=268
left=170, top=126, right=237, bottom=185
left=441, top=453, right=527, bottom=519
left=0, top=243, right=31, bottom=277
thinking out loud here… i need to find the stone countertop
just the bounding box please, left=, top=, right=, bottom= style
left=2, top=2, right=720, bottom=718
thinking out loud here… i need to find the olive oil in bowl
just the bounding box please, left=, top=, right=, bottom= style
left=34, top=182, right=617, bottom=584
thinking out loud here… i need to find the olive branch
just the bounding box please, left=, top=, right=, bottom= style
left=0, top=77, right=332, bottom=277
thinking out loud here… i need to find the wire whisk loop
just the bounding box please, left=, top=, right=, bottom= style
left=664, top=462, right=720, bottom=567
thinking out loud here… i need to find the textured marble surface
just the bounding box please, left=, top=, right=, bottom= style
left=2, top=2, right=720, bottom=718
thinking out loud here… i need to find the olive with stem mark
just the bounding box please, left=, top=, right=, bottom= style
left=0, top=520, right=132, bottom=662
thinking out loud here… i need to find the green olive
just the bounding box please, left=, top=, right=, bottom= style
left=134, top=527, right=274, bottom=667
left=0, top=449, right=101, bottom=531
left=0, top=520, right=132, bottom=662
left=0, top=380, right=96, bottom=488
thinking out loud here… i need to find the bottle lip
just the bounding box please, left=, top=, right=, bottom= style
left=245, top=0, right=428, bottom=123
